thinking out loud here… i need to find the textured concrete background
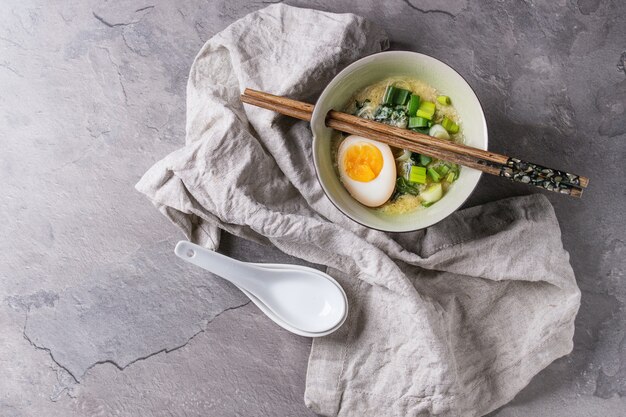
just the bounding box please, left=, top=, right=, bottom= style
left=1, top=0, right=624, bottom=416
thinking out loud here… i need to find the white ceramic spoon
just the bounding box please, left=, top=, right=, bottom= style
left=238, top=263, right=347, bottom=337
left=174, top=241, right=348, bottom=336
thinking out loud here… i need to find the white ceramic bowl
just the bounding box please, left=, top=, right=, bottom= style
left=311, top=51, right=488, bottom=232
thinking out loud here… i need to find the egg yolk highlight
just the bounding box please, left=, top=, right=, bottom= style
left=343, top=143, right=384, bottom=182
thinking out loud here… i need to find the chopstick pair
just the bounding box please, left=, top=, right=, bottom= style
left=240, top=88, right=589, bottom=197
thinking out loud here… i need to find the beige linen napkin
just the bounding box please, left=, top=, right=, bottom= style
left=136, top=4, right=580, bottom=416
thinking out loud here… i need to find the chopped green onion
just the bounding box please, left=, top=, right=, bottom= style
left=417, top=117, right=430, bottom=127
left=415, top=109, right=432, bottom=119
left=410, top=166, right=426, bottom=176
left=422, top=201, right=435, bottom=207
left=445, top=172, right=456, bottom=183
left=427, top=167, right=441, bottom=182
left=409, top=166, right=427, bottom=184
left=382, top=86, right=397, bottom=105
left=441, top=116, right=459, bottom=134
left=413, top=176, right=427, bottom=184
left=416, top=101, right=436, bottom=120
left=393, top=88, right=411, bottom=105
left=419, top=154, right=432, bottom=166
left=450, top=165, right=460, bottom=180
left=406, top=95, right=421, bottom=116
left=437, top=95, right=451, bottom=105
left=420, top=101, right=436, bottom=113
left=410, top=127, right=430, bottom=134
left=437, top=165, right=450, bottom=176
left=408, top=116, right=429, bottom=128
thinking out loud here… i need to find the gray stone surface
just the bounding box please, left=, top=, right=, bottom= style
left=0, top=0, right=624, bottom=416
left=21, top=237, right=250, bottom=381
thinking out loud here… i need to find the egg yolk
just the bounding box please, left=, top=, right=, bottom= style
left=343, top=143, right=384, bottom=182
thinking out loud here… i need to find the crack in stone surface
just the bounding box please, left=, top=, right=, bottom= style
left=81, top=300, right=252, bottom=376
left=401, top=0, right=457, bottom=18
left=22, top=314, right=81, bottom=384
left=23, top=299, right=252, bottom=383
left=18, top=238, right=251, bottom=382
left=100, top=46, right=129, bottom=104
left=92, top=12, right=139, bottom=28
left=135, top=5, right=155, bottom=13
left=92, top=5, right=154, bottom=28
left=49, top=367, right=77, bottom=402
left=121, top=31, right=151, bottom=57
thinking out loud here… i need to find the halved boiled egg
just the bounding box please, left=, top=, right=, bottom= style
left=337, top=135, right=397, bottom=207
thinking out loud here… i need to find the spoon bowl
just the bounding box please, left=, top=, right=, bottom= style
left=245, top=263, right=347, bottom=337
left=174, top=241, right=348, bottom=336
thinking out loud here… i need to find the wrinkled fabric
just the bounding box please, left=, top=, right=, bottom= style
left=136, top=4, right=580, bottom=416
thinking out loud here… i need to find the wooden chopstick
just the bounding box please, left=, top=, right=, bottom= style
left=240, top=93, right=501, bottom=176
left=241, top=88, right=588, bottom=197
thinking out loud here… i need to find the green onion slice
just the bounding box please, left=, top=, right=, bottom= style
left=383, top=86, right=397, bottom=105
left=409, top=166, right=427, bottom=184
left=419, top=154, right=432, bottom=166
left=408, top=116, right=429, bottom=128
left=394, top=88, right=411, bottom=105
left=437, top=95, right=451, bottom=105
left=406, top=95, right=421, bottom=116
left=427, top=167, right=441, bottom=182
left=437, top=165, right=450, bottom=176
left=441, top=116, right=460, bottom=134
left=416, top=101, right=436, bottom=120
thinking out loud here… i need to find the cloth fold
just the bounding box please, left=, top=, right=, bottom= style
left=136, top=4, right=580, bottom=416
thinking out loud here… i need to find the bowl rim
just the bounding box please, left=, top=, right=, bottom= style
left=311, top=50, right=489, bottom=233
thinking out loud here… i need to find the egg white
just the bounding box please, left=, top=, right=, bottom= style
left=337, top=135, right=397, bottom=207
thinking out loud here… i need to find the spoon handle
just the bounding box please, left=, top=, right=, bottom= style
left=174, top=241, right=265, bottom=294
